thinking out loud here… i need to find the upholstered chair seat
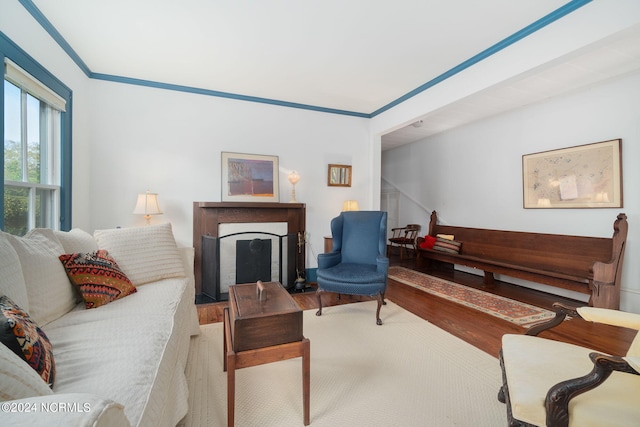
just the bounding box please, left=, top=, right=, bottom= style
left=499, top=305, right=640, bottom=427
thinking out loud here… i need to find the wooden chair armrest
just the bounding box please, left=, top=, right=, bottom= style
left=525, top=302, right=583, bottom=336
left=545, top=352, right=639, bottom=427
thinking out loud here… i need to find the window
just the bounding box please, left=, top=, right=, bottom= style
left=2, top=34, right=72, bottom=235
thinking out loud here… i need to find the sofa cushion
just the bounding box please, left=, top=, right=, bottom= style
left=6, top=229, right=77, bottom=326
left=45, top=277, right=192, bottom=426
left=94, top=223, right=185, bottom=285
left=54, top=229, right=99, bottom=254
left=59, top=250, right=137, bottom=309
left=0, top=233, right=29, bottom=312
left=0, top=295, right=55, bottom=387
left=0, top=338, right=53, bottom=401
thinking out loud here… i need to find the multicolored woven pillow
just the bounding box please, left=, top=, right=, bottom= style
left=0, top=295, right=55, bottom=387
left=59, top=250, right=137, bottom=309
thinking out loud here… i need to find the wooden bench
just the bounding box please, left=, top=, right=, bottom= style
left=416, top=211, right=628, bottom=309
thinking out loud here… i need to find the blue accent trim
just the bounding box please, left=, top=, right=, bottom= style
left=18, top=0, right=91, bottom=77
left=370, top=0, right=593, bottom=117
left=91, top=73, right=370, bottom=118
left=0, top=54, right=4, bottom=231
left=59, top=98, right=73, bottom=231
left=306, top=268, right=317, bottom=283
left=1, top=31, right=73, bottom=231
left=18, top=0, right=591, bottom=118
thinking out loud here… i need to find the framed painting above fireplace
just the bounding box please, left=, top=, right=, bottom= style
left=221, top=152, right=279, bottom=202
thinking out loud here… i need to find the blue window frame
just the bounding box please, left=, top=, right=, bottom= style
left=1, top=32, right=72, bottom=232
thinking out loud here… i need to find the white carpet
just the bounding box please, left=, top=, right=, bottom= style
left=179, top=300, right=507, bottom=427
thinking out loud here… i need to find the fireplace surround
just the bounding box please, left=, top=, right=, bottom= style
left=193, top=202, right=306, bottom=302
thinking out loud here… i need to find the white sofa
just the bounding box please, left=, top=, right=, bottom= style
left=0, top=223, right=200, bottom=426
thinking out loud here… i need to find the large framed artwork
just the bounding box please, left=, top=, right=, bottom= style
left=522, top=139, right=622, bottom=209
left=221, top=152, right=279, bottom=202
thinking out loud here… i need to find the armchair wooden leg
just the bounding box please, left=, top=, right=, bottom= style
left=376, top=291, right=384, bottom=325
left=315, top=288, right=324, bottom=316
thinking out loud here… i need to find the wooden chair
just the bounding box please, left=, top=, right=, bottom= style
left=498, top=302, right=640, bottom=426
left=388, top=224, right=420, bottom=260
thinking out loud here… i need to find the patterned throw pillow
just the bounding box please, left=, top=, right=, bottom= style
left=59, top=250, right=137, bottom=309
left=432, top=237, right=463, bottom=254
left=0, top=295, right=55, bottom=387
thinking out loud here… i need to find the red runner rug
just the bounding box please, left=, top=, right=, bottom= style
left=388, top=266, right=555, bottom=327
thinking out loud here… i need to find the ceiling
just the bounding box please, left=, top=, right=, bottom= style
left=382, top=24, right=640, bottom=150
left=25, top=1, right=640, bottom=149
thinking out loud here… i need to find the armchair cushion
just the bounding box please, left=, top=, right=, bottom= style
left=317, top=251, right=341, bottom=270
left=577, top=307, right=640, bottom=331
left=624, top=356, right=640, bottom=374
left=316, top=263, right=386, bottom=295
left=502, top=334, right=640, bottom=427
left=577, top=307, right=640, bottom=357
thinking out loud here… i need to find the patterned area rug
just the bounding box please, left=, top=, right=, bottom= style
left=388, top=266, right=555, bottom=326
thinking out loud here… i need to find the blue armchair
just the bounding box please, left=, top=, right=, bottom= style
left=316, top=211, right=389, bottom=325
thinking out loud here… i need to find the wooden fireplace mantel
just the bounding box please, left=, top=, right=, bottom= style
left=192, top=202, right=306, bottom=295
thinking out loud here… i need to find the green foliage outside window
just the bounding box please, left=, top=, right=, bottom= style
left=4, top=139, right=41, bottom=236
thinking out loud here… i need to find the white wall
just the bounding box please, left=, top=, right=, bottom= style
left=1, top=1, right=94, bottom=231
left=2, top=2, right=375, bottom=270
left=382, top=71, right=640, bottom=313
left=87, top=80, right=371, bottom=267
left=3, top=0, right=639, bottom=297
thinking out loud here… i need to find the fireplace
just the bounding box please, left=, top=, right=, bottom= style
left=193, top=202, right=305, bottom=303
left=201, top=223, right=296, bottom=301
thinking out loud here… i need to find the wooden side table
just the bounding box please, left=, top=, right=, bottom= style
left=223, top=282, right=310, bottom=426
left=324, top=236, right=333, bottom=253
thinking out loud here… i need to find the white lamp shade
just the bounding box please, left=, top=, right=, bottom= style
left=288, top=170, right=300, bottom=185
left=342, top=200, right=359, bottom=212
left=133, top=191, right=162, bottom=216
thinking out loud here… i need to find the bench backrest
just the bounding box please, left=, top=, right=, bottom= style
left=428, top=211, right=625, bottom=278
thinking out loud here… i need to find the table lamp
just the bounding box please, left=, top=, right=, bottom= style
left=288, top=170, right=300, bottom=203
left=133, top=190, right=163, bottom=225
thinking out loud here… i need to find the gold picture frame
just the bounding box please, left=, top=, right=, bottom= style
left=327, top=164, right=352, bottom=187
left=522, top=139, right=622, bottom=209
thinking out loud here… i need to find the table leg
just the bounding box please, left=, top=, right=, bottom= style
left=302, top=338, right=310, bottom=426
left=223, top=309, right=228, bottom=372
left=223, top=307, right=236, bottom=426
left=227, top=354, right=235, bottom=427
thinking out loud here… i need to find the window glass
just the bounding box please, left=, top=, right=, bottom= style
left=4, top=72, right=61, bottom=235
left=4, top=80, right=21, bottom=181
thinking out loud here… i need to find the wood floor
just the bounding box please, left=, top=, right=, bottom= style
left=196, top=254, right=635, bottom=358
